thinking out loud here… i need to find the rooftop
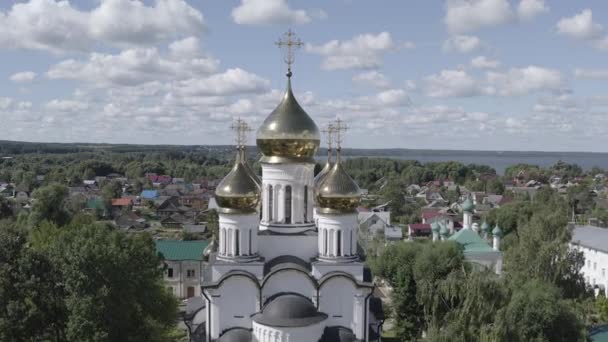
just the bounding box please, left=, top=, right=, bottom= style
left=448, top=229, right=495, bottom=254
left=155, top=240, right=209, bottom=261
left=572, top=225, right=608, bottom=253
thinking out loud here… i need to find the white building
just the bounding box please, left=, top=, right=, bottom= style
left=156, top=240, right=207, bottom=299
left=571, top=225, right=608, bottom=297
left=200, top=68, right=382, bottom=341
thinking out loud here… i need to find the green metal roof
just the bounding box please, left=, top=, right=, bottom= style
left=86, top=198, right=106, bottom=210
left=155, top=240, right=209, bottom=261
left=448, top=229, right=495, bottom=254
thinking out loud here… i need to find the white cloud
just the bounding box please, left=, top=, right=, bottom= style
left=231, top=0, right=311, bottom=25
left=352, top=71, right=391, bottom=89
left=0, top=0, right=204, bottom=53
left=471, top=56, right=500, bottom=68
left=556, top=9, right=603, bottom=40
left=9, top=71, right=37, bottom=83
left=424, top=65, right=561, bottom=97
left=44, top=99, right=89, bottom=112
left=47, top=46, right=218, bottom=87
left=174, top=68, right=270, bottom=96
left=443, top=35, right=481, bottom=53
left=574, top=68, right=608, bottom=80
left=517, top=0, right=548, bottom=20
left=424, top=69, right=481, bottom=97
left=486, top=66, right=562, bottom=96
left=0, top=97, right=13, bottom=110
left=444, top=0, right=513, bottom=34
left=306, top=32, right=395, bottom=70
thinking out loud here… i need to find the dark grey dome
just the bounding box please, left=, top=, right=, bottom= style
left=320, top=326, right=357, bottom=342
left=252, top=294, right=327, bottom=327
left=217, top=328, right=251, bottom=342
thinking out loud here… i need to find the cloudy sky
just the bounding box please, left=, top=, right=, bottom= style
left=1, top=0, right=607, bottom=152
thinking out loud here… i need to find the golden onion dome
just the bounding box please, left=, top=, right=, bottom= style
left=240, top=148, right=261, bottom=187
left=315, top=155, right=361, bottom=214
left=314, top=160, right=333, bottom=186
left=256, top=77, right=320, bottom=164
left=215, top=150, right=261, bottom=213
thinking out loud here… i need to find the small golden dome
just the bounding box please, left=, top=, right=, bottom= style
left=240, top=148, right=261, bottom=187
left=215, top=150, right=261, bottom=213
left=256, top=77, right=320, bottom=164
left=315, top=156, right=361, bottom=214
left=314, top=160, right=333, bottom=186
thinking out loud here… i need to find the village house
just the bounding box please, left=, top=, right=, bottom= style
left=110, top=198, right=133, bottom=216
left=571, top=225, right=608, bottom=297
left=155, top=240, right=208, bottom=299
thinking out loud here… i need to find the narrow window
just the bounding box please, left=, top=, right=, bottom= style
left=268, top=185, right=273, bottom=222
left=220, top=229, right=226, bottom=255
left=167, top=268, right=174, bottom=278
left=323, top=229, right=328, bottom=256
left=235, top=230, right=240, bottom=256
left=337, top=231, right=342, bottom=256
left=304, top=185, right=308, bottom=222
left=248, top=229, right=252, bottom=255
left=350, top=230, right=353, bottom=255
left=285, top=185, right=292, bottom=224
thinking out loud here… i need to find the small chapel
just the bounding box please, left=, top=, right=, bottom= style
left=198, top=31, right=383, bottom=342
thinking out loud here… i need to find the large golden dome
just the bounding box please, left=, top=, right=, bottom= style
left=215, top=149, right=261, bottom=213
left=256, top=77, right=320, bottom=164
left=315, top=156, right=361, bottom=214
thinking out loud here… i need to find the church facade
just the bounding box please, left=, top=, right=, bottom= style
left=200, top=67, right=382, bottom=341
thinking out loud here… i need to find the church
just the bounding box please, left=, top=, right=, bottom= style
left=199, top=31, right=383, bottom=342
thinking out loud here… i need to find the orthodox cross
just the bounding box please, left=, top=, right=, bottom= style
left=275, top=29, right=303, bottom=77
left=230, top=118, right=251, bottom=148
left=333, top=118, right=348, bottom=150
left=321, top=123, right=335, bottom=150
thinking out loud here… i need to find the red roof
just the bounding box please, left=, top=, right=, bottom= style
left=409, top=223, right=431, bottom=232
left=111, top=198, right=133, bottom=206
left=422, top=211, right=445, bottom=220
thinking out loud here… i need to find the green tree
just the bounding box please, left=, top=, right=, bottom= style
left=50, top=223, right=178, bottom=341
left=504, top=207, right=587, bottom=299
left=493, top=280, right=586, bottom=342
left=0, top=222, right=66, bottom=341
left=597, top=295, right=608, bottom=323
left=29, top=183, right=70, bottom=226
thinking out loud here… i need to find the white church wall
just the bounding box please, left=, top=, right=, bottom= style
left=312, top=262, right=365, bottom=282
left=261, top=269, right=316, bottom=304
left=260, top=164, right=315, bottom=227
left=258, top=234, right=317, bottom=261
left=318, top=276, right=357, bottom=330
left=211, top=263, right=264, bottom=281
left=213, top=275, right=259, bottom=337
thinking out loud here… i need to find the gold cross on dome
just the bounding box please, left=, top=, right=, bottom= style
left=321, top=123, right=335, bottom=150
left=230, top=118, right=251, bottom=148
left=275, top=29, right=304, bottom=76
left=333, top=118, right=348, bottom=149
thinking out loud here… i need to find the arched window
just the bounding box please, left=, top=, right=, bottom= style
left=268, top=185, right=273, bottom=222
left=304, top=185, right=308, bottom=222
left=337, top=230, right=342, bottom=256
left=323, top=229, right=328, bottom=256
left=235, top=230, right=240, bottom=256
left=285, top=185, right=292, bottom=224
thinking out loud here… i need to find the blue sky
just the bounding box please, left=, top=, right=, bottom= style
left=1, top=0, right=608, bottom=152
